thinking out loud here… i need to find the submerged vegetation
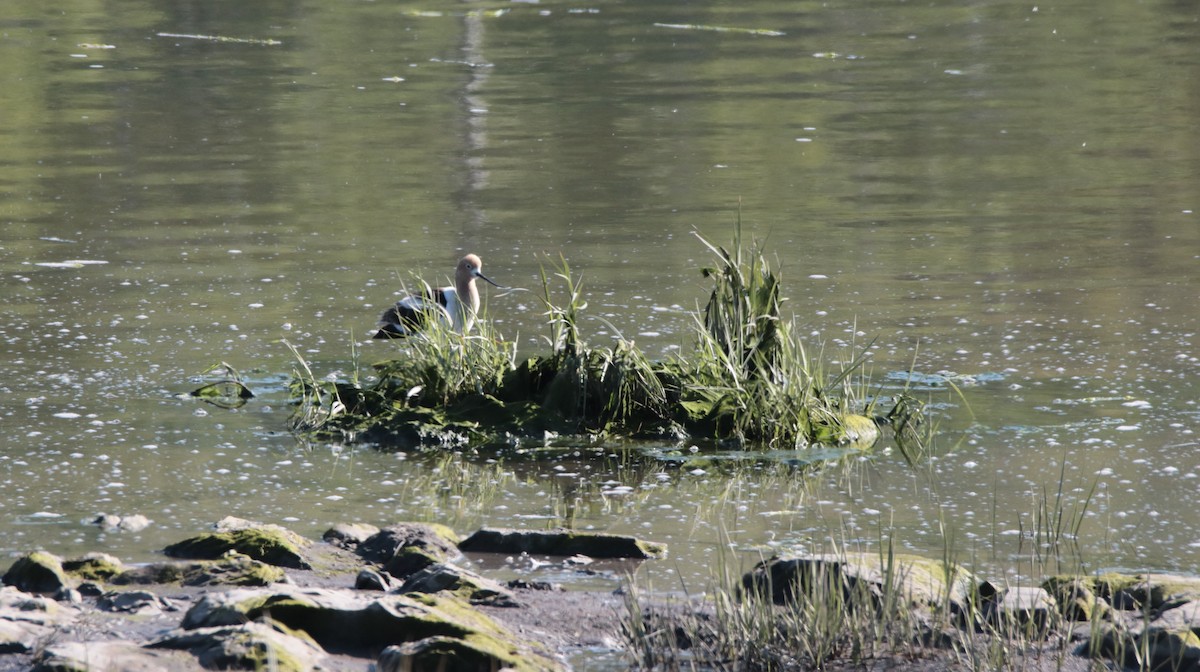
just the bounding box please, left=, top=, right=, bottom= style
left=289, top=224, right=922, bottom=451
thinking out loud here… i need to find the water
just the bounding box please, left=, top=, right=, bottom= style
left=2, top=0, right=1198, bottom=620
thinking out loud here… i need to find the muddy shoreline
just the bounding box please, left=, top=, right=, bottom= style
left=4, top=519, right=1197, bottom=670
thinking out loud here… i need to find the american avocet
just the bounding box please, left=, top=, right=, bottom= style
left=374, top=253, right=501, bottom=338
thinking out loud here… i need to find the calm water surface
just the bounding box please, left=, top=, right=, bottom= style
left=2, top=0, right=1198, bottom=624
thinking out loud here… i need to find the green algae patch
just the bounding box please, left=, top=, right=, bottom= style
left=164, top=529, right=312, bottom=569
left=459, top=528, right=666, bottom=559
left=62, top=553, right=124, bottom=581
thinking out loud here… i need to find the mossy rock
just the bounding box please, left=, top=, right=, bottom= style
left=1092, top=572, right=1166, bottom=609
left=36, top=641, right=197, bottom=671
left=357, top=523, right=463, bottom=579
left=1101, top=625, right=1200, bottom=671
left=379, top=635, right=534, bottom=672
left=1132, top=573, right=1200, bottom=606
left=809, top=413, right=880, bottom=449
left=111, top=557, right=287, bottom=587
left=62, top=552, right=125, bottom=582
left=398, top=563, right=518, bottom=607
left=2, top=551, right=72, bottom=594
left=1084, top=572, right=1200, bottom=611
left=834, top=413, right=881, bottom=448
left=164, top=529, right=312, bottom=570
left=111, top=562, right=190, bottom=585
left=404, top=593, right=560, bottom=672
left=743, top=552, right=973, bottom=614
left=1140, top=628, right=1200, bottom=670
left=458, top=527, right=667, bottom=559
left=322, top=522, right=382, bottom=548
left=1041, top=575, right=1110, bottom=621
left=182, top=556, right=288, bottom=587
left=179, top=587, right=561, bottom=671
left=149, top=621, right=324, bottom=672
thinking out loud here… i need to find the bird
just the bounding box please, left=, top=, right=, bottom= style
left=374, top=253, right=501, bottom=338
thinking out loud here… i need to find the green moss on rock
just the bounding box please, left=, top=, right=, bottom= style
left=164, top=529, right=311, bottom=569
left=179, top=588, right=561, bottom=670
left=2, top=551, right=72, bottom=594
left=1042, top=576, right=1101, bottom=621
left=62, top=553, right=124, bottom=582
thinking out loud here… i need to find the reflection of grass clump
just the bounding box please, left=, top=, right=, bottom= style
left=289, top=222, right=918, bottom=450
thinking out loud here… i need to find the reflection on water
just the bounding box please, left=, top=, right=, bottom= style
left=1, top=0, right=1198, bottom=622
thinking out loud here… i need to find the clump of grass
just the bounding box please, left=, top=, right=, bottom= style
left=671, top=223, right=883, bottom=448
left=288, top=219, right=907, bottom=451
left=620, top=511, right=1117, bottom=672
left=1018, top=460, right=1098, bottom=575
left=619, top=537, right=935, bottom=671
left=373, top=314, right=517, bottom=408
left=527, top=257, right=672, bottom=435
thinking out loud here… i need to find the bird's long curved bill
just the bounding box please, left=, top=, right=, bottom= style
left=477, top=272, right=503, bottom=288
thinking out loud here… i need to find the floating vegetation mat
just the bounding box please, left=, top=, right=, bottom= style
left=289, top=221, right=924, bottom=452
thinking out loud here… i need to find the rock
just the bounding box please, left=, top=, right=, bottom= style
left=741, top=552, right=973, bottom=614
left=1088, top=572, right=1200, bottom=611
left=378, top=635, right=538, bottom=672
left=97, top=590, right=177, bottom=614
left=1042, top=575, right=1101, bottom=621
left=213, top=516, right=308, bottom=542
left=0, top=586, right=79, bottom=654
left=323, top=522, right=381, bottom=548
left=54, top=587, right=81, bottom=604
left=92, top=513, right=152, bottom=532
left=357, top=523, right=463, bottom=579
left=163, top=519, right=312, bottom=570
left=507, top=579, right=562, bottom=592
left=1064, top=574, right=1200, bottom=670
left=148, top=621, right=326, bottom=672
left=178, top=586, right=561, bottom=670
left=112, top=556, right=287, bottom=587
left=1140, top=627, right=1200, bottom=670
left=835, top=413, right=881, bottom=448
left=976, top=581, right=1058, bottom=634
left=111, top=562, right=189, bottom=585
left=398, top=563, right=519, bottom=607
left=1152, top=600, right=1200, bottom=632
left=356, top=567, right=399, bottom=591
left=1101, top=624, right=1200, bottom=672
left=62, top=552, right=125, bottom=582
left=459, top=527, right=667, bottom=559
left=181, top=555, right=289, bottom=587
left=2, top=552, right=73, bottom=595
left=34, top=640, right=195, bottom=671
